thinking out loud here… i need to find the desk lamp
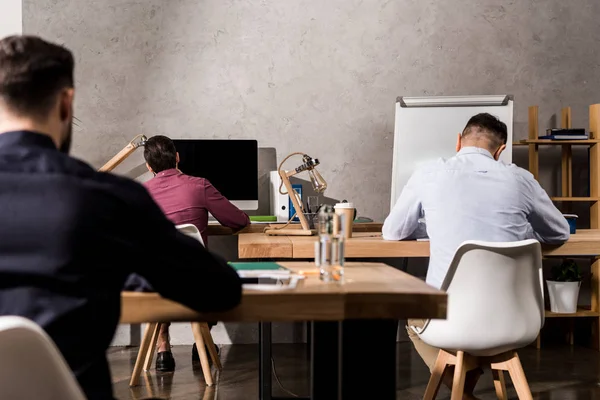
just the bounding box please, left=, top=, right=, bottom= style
left=265, top=152, right=327, bottom=236
left=98, top=134, right=147, bottom=172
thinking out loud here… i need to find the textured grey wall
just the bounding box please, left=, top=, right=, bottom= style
left=23, top=0, right=600, bottom=222
left=22, top=0, right=600, bottom=345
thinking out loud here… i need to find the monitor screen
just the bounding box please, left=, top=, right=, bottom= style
left=173, top=139, right=258, bottom=210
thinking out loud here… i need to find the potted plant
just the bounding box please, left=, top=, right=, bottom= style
left=547, top=259, right=582, bottom=313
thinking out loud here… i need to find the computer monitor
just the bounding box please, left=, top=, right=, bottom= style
left=173, top=139, right=258, bottom=210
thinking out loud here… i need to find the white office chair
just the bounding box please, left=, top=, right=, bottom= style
left=130, top=224, right=221, bottom=387
left=0, top=316, right=86, bottom=400
left=418, top=239, right=543, bottom=400
left=176, top=223, right=205, bottom=246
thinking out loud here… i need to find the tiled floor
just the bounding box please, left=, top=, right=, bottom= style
left=110, top=343, right=600, bottom=399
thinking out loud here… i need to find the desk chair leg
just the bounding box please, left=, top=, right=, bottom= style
left=130, top=322, right=158, bottom=387
left=143, top=323, right=161, bottom=371
left=491, top=351, right=533, bottom=400
left=492, top=370, right=508, bottom=400
left=192, top=322, right=214, bottom=386
left=450, top=351, right=467, bottom=400
left=423, top=350, right=451, bottom=400
left=200, top=322, right=222, bottom=371
left=505, top=353, right=532, bottom=400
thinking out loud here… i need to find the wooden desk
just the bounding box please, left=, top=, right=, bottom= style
left=238, top=230, right=600, bottom=259
left=206, top=221, right=382, bottom=236
left=121, top=262, right=446, bottom=400
left=121, top=262, right=446, bottom=323
left=239, top=230, right=600, bottom=345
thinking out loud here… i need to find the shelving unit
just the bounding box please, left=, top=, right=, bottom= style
left=545, top=307, right=599, bottom=318
left=517, top=104, right=600, bottom=348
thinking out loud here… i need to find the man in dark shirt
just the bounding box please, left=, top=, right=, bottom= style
left=0, top=35, right=243, bottom=400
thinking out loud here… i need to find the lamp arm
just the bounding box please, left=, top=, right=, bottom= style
left=98, top=134, right=147, bottom=172
left=276, top=152, right=305, bottom=195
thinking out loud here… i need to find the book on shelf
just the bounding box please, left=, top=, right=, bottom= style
left=539, top=128, right=588, bottom=140
left=538, top=135, right=589, bottom=140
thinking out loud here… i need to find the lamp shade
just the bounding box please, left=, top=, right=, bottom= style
left=308, top=169, right=327, bottom=193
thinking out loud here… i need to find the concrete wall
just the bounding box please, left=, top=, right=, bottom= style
left=0, top=0, right=22, bottom=38
left=21, top=0, right=600, bottom=344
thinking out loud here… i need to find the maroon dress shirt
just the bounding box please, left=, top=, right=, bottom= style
left=144, top=169, right=250, bottom=244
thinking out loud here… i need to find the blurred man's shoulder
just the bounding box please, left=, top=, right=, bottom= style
left=92, top=170, right=151, bottom=199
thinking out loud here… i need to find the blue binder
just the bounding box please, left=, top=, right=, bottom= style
left=289, top=184, right=302, bottom=222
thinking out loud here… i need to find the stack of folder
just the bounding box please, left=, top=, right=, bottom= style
left=539, top=128, right=588, bottom=140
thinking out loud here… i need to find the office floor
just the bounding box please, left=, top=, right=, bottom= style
left=110, top=343, right=600, bottom=400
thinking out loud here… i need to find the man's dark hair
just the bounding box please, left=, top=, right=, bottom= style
left=0, top=35, right=74, bottom=119
left=144, top=135, right=177, bottom=173
left=462, top=113, right=508, bottom=149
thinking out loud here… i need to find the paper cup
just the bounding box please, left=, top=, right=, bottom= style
left=334, top=202, right=355, bottom=239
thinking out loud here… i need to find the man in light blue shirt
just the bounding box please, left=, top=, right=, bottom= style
left=383, top=113, right=569, bottom=399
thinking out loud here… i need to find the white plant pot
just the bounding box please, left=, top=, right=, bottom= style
left=546, top=280, right=581, bottom=313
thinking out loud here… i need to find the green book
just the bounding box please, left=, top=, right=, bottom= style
left=228, top=262, right=288, bottom=271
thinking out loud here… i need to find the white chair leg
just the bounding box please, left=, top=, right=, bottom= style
left=492, top=369, right=508, bottom=400
left=200, top=323, right=222, bottom=371
left=143, top=322, right=161, bottom=371
left=491, top=351, right=533, bottom=400
left=192, top=322, right=214, bottom=386
left=505, top=353, right=533, bottom=400
left=130, top=322, right=158, bottom=387
left=423, top=350, right=451, bottom=400
left=450, top=351, right=467, bottom=400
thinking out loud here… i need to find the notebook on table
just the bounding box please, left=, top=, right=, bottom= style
left=228, top=262, right=299, bottom=289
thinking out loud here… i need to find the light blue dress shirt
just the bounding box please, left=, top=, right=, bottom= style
left=383, top=147, right=570, bottom=289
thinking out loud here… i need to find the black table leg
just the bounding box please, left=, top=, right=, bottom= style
left=311, top=319, right=398, bottom=400
left=401, top=257, right=409, bottom=272
left=259, top=322, right=272, bottom=400
left=305, top=321, right=312, bottom=359
left=310, top=321, right=341, bottom=400
left=341, top=319, right=398, bottom=399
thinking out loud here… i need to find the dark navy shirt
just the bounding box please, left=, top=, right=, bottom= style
left=0, top=131, right=242, bottom=399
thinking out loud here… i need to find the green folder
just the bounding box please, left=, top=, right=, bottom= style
left=249, top=215, right=277, bottom=222
left=228, top=262, right=288, bottom=271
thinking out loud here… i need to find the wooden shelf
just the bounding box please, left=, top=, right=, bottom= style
left=514, top=139, right=599, bottom=145
left=545, top=307, right=599, bottom=318
left=551, top=197, right=600, bottom=202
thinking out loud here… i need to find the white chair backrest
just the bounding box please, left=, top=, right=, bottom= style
left=176, top=223, right=204, bottom=246
left=419, top=239, right=544, bottom=357
left=0, top=316, right=86, bottom=400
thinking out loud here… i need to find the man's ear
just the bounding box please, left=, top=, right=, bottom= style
left=146, top=162, right=153, bottom=174
left=176, top=152, right=180, bottom=165
left=456, top=133, right=462, bottom=152
left=494, top=144, right=507, bottom=161
left=59, top=88, right=74, bottom=122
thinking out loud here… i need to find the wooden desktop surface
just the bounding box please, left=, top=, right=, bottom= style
left=120, top=262, right=446, bottom=324
left=206, top=221, right=382, bottom=236
left=238, top=230, right=600, bottom=259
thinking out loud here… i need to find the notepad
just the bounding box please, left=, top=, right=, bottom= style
left=229, top=262, right=295, bottom=288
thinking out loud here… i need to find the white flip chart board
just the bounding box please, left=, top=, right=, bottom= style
left=390, top=95, right=514, bottom=209
left=0, top=0, right=22, bottom=38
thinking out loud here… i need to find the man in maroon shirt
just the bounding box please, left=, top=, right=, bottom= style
left=143, top=135, right=250, bottom=371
